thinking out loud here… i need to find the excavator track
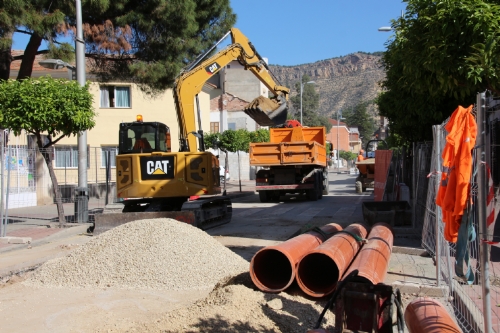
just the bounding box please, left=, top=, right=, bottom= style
left=92, top=196, right=232, bottom=235
left=181, top=196, right=232, bottom=230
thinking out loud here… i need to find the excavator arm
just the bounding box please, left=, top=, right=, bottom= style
left=174, top=28, right=290, bottom=152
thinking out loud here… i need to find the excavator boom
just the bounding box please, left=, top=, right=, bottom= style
left=175, top=27, right=290, bottom=152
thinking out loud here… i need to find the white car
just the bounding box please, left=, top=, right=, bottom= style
left=220, top=166, right=230, bottom=184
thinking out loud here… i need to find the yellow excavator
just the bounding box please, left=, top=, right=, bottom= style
left=93, top=28, right=290, bottom=234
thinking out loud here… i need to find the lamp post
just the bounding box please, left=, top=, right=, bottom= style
left=336, top=109, right=345, bottom=173
left=378, top=10, right=403, bottom=32
left=39, top=0, right=88, bottom=223
left=378, top=26, right=393, bottom=32
left=299, top=72, right=315, bottom=125
left=38, top=59, right=76, bottom=79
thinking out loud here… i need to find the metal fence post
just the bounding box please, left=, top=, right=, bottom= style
left=433, top=125, right=442, bottom=287
left=0, top=132, right=4, bottom=237
left=477, top=91, right=493, bottom=333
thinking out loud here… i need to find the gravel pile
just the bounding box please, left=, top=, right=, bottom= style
left=25, top=218, right=249, bottom=291
left=130, top=277, right=337, bottom=333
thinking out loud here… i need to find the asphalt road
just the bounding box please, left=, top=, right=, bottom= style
left=207, top=172, right=374, bottom=261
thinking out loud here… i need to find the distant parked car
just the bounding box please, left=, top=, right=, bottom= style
left=220, top=166, right=230, bottom=185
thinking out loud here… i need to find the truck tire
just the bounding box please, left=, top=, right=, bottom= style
left=318, top=173, right=323, bottom=199
left=259, top=191, right=269, bottom=203
left=269, top=190, right=280, bottom=202
left=322, top=171, right=329, bottom=195
left=307, top=171, right=319, bottom=201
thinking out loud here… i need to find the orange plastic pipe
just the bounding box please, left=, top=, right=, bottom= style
left=404, top=297, right=462, bottom=333
left=296, top=223, right=369, bottom=297
left=250, top=223, right=342, bottom=293
left=343, top=222, right=393, bottom=284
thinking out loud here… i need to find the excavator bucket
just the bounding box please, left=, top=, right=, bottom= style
left=244, top=96, right=288, bottom=126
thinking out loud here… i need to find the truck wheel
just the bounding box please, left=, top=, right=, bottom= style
left=307, top=172, right=319, bottom=201
left=355, top=181, right=363, bottom=194
left=322, top=171, right=329, bottom=195
left=318, top=173, right=323, bottom=199
left=259, top=191, right=269, bottom=203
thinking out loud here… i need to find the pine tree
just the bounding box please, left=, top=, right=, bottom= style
left=0, top=0, right=236, bottom=89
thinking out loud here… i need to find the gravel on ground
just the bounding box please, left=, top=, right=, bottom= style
left=24, top=218, right=249, bottom=291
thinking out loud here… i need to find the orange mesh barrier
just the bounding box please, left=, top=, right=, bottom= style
left=374, top=150, right=392, bottom=201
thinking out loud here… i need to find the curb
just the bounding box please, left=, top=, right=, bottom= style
left=0, top=224, right=91, bottom=254
left=390, top=281, right=447, bottom=297
left=392, top=246, right=429, bottom=256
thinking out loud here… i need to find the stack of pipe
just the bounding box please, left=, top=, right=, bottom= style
left=343, top=222, right=393, bottom=284
left=250, top=223, right=342, bottom=292
left=404, top=297, right=462, bottom=333
left=296, top=223, right=369, bottom=297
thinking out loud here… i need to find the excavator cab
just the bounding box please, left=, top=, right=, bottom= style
left=118, top=116, right=171, bottom=154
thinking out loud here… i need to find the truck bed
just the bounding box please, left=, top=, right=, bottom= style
left=249, top=126, right=327, bottom=167
left=249, top=141, right=326, bottom=166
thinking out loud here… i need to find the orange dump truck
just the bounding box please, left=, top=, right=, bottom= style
left=250, top=126, right=328, bottom=203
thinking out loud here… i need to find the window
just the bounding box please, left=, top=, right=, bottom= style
left=100, top=86, right=131, bottom=108
left=101, top=147, right=118, bottom=168
left=228, top=122, right=236, bottom=130
left=54, top=146, right=89, bottom=168
left=210, top=122, right=220, bottom=133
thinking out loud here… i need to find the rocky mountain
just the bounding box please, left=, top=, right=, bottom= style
left=268, top=52, right=385, bottom=120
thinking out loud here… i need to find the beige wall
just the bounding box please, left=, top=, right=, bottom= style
left=38, top=81, right=211, bottom=152
left=7, top=82, right=213, bottom=190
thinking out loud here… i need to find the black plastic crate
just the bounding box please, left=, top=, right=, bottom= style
left=362, top=201, right=412, bottom=227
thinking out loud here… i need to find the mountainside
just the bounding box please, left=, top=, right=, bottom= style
left=268, top=52, right=385, bottom=120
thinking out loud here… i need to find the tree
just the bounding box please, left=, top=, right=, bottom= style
left=342, top=102, right=376, bottom=143
left=339, top=150, right=357, bottom=167
left=289, top=74, right=332, bottom=131
left=0, top=76, right=96, bottom=224
left=249, top=128, right=269, bottom=143
left=1, top=0, right=236, bottom=90
left=378, top=0, right=500, bottom=143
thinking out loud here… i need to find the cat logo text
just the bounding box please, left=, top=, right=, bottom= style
left=139, top=156, right=174, bottom=180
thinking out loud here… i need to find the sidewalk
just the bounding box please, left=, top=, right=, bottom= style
left=0, top=181, right=257, bottom=253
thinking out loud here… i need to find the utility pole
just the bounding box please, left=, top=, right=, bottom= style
left=75, top=0, right=88, bottom=223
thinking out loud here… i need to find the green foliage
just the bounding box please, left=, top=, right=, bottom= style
left=289, top=74, right=332, bottom=131
left=205, top=128, right=270, bottom=153
left=378, top=0, right=500, bottom=143
left=1, top=0, right=235, bottom=90
left=249, top=129, right=270, bottom=143
left=342, top=102, right=376, bottom=142
left=203, top=132, right=221, bottom=150
left=339, top=150, right=357, bottom=162
left=0, top=76, right=96, bottom=146
left=84, top=0, right=236, bottom=92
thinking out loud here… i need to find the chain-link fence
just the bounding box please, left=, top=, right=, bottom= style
left=0, top=146, right=117, bottom=224
left=419, top=93, right=500, bottom=333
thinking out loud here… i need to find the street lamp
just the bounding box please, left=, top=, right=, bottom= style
left=336, top=109, right=345, bottom=173
left=299, top=72, right=315, bottom=125
left=378, top=10, right=403, bottom=32
left=38, top=0, right=88, bottom=223
left=39, top=59, right=76, bottom=80
left=378, top=26, right=393, bottom=32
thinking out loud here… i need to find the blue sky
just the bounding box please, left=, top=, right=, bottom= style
left=12, top=0, right=405, bottom=66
